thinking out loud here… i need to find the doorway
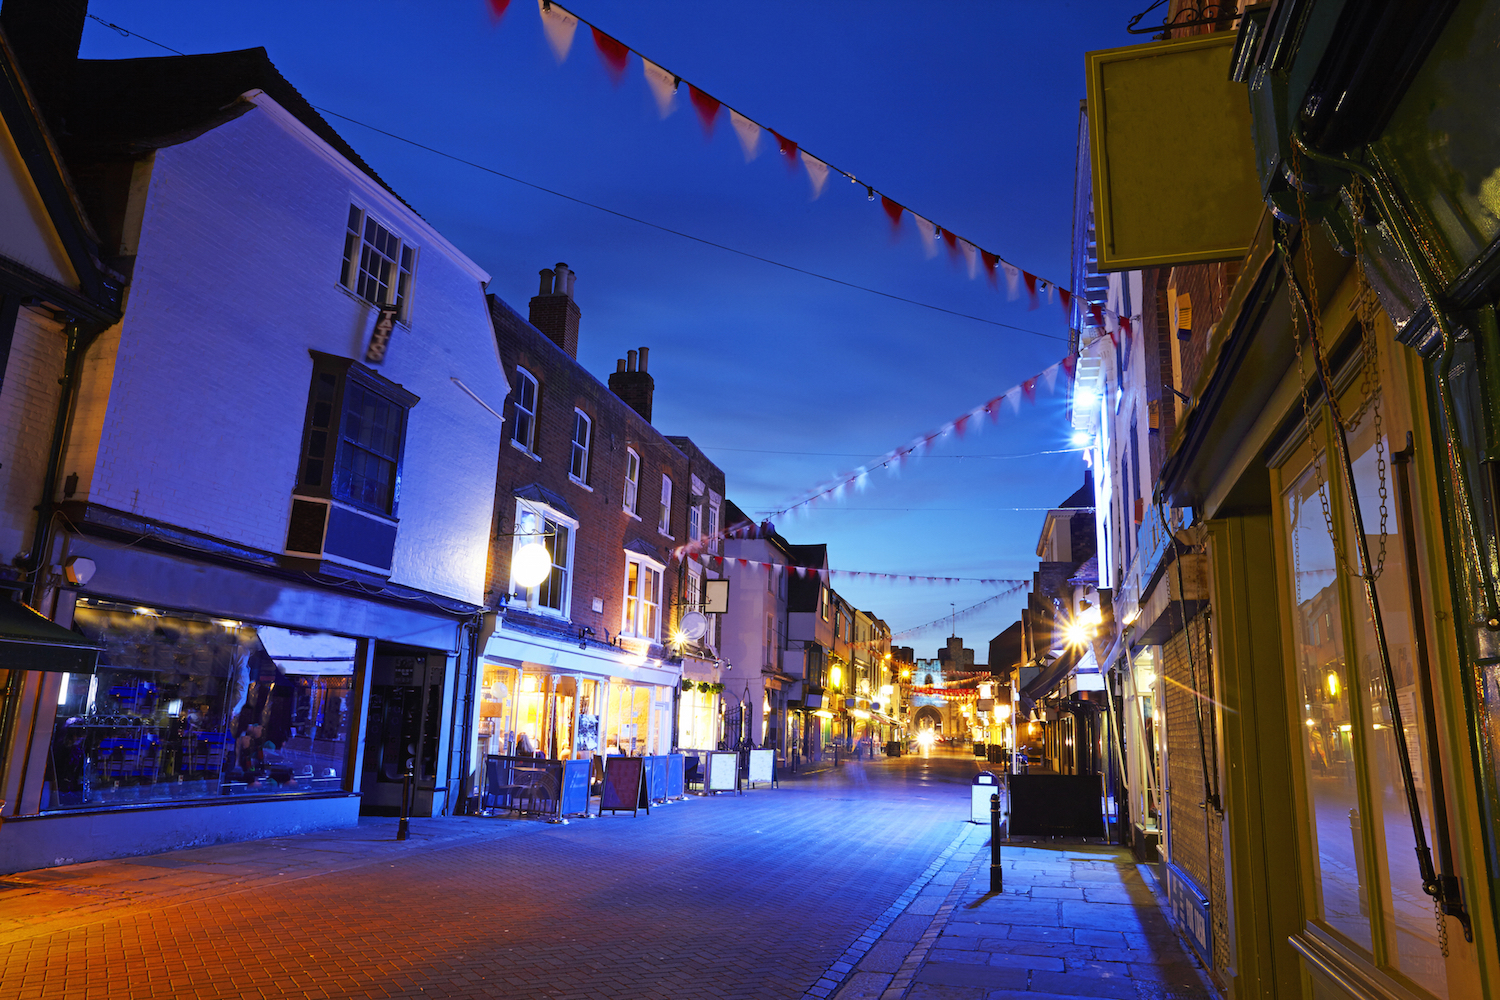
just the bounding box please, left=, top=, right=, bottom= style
left=359, top=646, right=445, bottom=816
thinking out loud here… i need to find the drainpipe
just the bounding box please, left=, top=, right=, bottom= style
left=24, top=317, right=109, bottom=611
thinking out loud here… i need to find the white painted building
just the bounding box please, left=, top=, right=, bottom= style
left=0, top=34, right=506, bottom=870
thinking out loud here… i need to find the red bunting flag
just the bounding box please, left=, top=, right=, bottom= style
left=1022, top=377, right=1038, bottom=403
left=941, top=228, right=959, bottom=258
left=769, top=130, right=799, bottom=169
left=981, top=250, right=999, bottom=286
left=954, top=413, right=971, bottom=438
left=591, top=27, right=630, bottom=84
left=688, top=84, right=720, bottom=135
left=1024, top=272, right=1039, bottom=310
left=1090, top=304, right=1104, bottom=329
left=1058, top=287, right=1072, bottom=316
left=1062, top=354, right=1078, bottom=380
left=881, top=195, right=904, bottom=229
left=1121, top=316, right=1134, bottom=347
left=488, top=0, right=511, bottom=19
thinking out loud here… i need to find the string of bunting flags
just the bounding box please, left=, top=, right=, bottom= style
left=686, top=550, right=1027, bottom=589
left=762, top=347, right=1102, bottom=521
left=892, top=589, right=1022, bottom=640
left=486, top=0, right=1141, bottom=334
left=910, top=687, right=981, bottom=700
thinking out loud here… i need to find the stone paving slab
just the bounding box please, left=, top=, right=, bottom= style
left=828, top=834, right=1220, bottom=1000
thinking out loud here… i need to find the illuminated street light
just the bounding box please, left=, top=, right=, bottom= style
left=512, top=541, right=552, bottom=589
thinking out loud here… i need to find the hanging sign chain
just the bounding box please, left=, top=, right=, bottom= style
left=1349, top=178, right=1390, bottom=579
left=1286, top=148, right=1348, bottom=575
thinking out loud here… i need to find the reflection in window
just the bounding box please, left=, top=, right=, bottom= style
left=1286, top=457, right=1373, bottom=950
left=1344, top=403, right=1448, bottom=996
left=47, top=603, right=354, bottom=811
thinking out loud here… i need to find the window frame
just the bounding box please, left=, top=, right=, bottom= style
left=569, top=409, right=592, bottom=486
left=507, top=499, right=577, bottom=617
left=622, top=551, right=665, bottom=641
left=295, top=351, right=418, bottom=519
left=511, top=367, right=539, bottom=455
left=658, top=474, right=674, bottom=537
left=707, top=495, right=721, bottom=554
left=340, top=204, right=418, bottom=323
left=623, top=448, right=640, bottom=515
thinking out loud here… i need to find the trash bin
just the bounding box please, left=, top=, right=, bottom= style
left=987, top=744, right=1004, bottom=764
left=971, top=770, right=1000, bottom=824
left=973, top=742, right=986, bottom=758
left=885, top=740, right=901, bottom=757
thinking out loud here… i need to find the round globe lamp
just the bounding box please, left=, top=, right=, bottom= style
left=512, top=541, right=552, bottom=589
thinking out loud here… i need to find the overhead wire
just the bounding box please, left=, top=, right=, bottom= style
left=83, top=13, right=1068, bottom=344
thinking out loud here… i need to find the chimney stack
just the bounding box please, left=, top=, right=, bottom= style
left=528, top=261, right=582, bottom=358
left=609, top=344, right=656, bottom=423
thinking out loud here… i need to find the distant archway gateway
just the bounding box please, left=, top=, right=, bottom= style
left=913, top=705, right=943, bottom=731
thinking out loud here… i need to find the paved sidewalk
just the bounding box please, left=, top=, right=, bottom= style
left=829, top=828, right=1218, bottom=1000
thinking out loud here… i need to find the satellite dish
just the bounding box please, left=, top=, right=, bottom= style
left=679, top=611, right=709, bottom=641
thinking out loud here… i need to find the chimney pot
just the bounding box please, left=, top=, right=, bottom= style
left=626, top=349, right=638, bottom=372
left=616, top=359, right=627, bottom=373
left=637, top=346, right=650, bottom=373
left=528, top=262, right=582, bottom=357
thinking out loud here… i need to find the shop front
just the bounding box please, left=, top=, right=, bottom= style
left=0, top=535, right=470, bottom=873
left=480, top=621, right=679, bottom=769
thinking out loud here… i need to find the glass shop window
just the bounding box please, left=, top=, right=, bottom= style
left=45, top=602, right=356, bottom=811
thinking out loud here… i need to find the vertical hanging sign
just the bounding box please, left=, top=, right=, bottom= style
left=366, top=307, right=398, bottom=364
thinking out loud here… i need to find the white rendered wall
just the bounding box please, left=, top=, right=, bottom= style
left=0, top=308, right=65, bottom=564
left=59, top=98, right=506, bottom=604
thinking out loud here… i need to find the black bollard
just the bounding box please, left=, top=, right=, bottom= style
left=397, top=767, right=412, bottom=841
left=990, top=792, right=1002, bottom=893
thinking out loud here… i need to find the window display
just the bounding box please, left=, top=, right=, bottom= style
left=45, top=601, right=355, bottom=811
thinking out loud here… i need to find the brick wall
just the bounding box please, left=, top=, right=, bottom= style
left=486, top=295, right=724, bottom=648
left=57, top=97, right=507, bottom=604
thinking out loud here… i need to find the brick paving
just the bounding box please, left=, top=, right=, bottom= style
left=0, top=752, right=1215, bottom=1000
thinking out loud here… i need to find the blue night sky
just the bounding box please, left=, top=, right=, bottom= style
left=81, top=1, right=1143, bottom=659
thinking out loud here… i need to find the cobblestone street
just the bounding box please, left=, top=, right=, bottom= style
left=0, top=752, right=1212, bottom=1000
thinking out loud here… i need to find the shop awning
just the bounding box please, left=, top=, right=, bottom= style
left=0, top=600, right=101, bottom=673
left=1021, top=644, right=1083, bottom=706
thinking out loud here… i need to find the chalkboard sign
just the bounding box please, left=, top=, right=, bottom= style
left=559, top=758, right=591, bottom=817
left=666, top=753, right=685, bottom=799
left=746, top=749, right=776, bottom=788
left=706, top=751, right=740, bottom=794
left=599, top=756, right=650, bottom=816
left=647, top=755, right=669, bottom=803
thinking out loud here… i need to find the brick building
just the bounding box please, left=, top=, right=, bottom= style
left=478, top=264, right=723, bottom=763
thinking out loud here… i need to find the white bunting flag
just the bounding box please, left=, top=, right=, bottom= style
left=1005, top=391, right=1021, bottom=414
left=911, top=214, right=939, bottom=259
left=1001, top=262, right=1021, bottom=300
left=800, top=151, right=830, bottom=199
left=641, top=58, right=677, bottom=118
left=958, top=239, right=979, bottom=280
left=537, top=0, right=578, bottom=63
left=1042, top=363, right=1059, bottom=393
left=730, top=110, right=761, bottom=161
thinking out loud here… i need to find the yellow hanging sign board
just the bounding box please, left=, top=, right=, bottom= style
left=1086, top=33, right=1262, bottom=271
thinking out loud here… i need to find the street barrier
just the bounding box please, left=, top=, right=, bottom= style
left=559, top=758, right=591, bottom=818
left=667, top=752, right=686, bottom=799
